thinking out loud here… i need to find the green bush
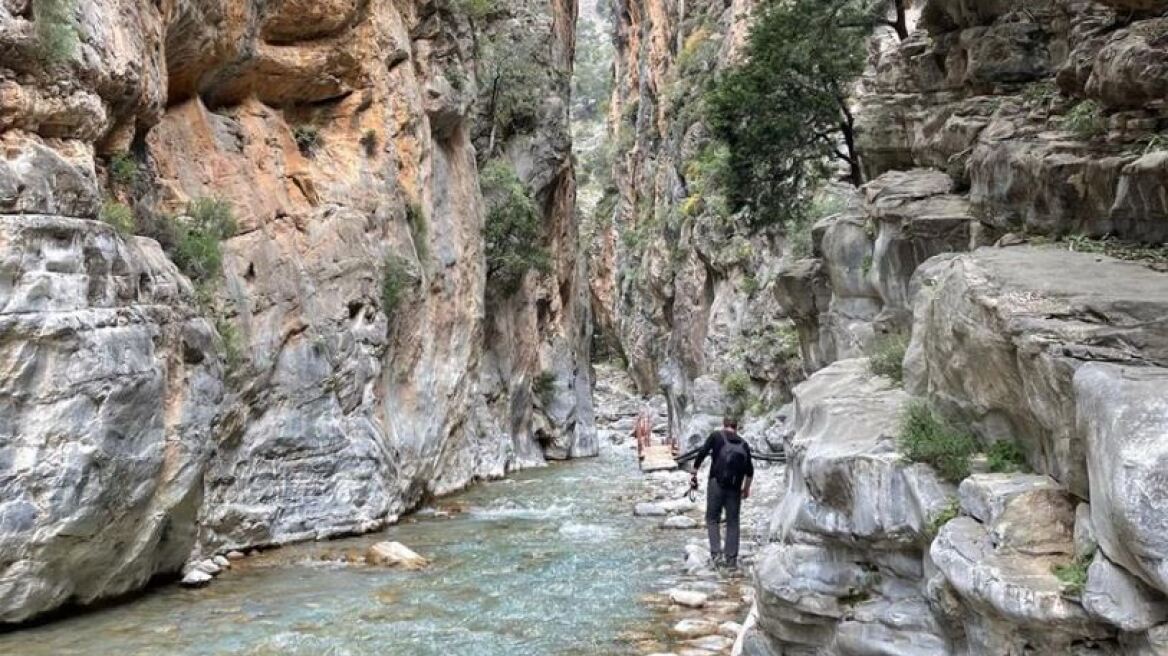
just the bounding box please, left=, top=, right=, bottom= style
left=360, top=129, right=378, bottom=157
left=1060, top=101, right=1105, bottom=139
left=986, top=440, right=1028, bottom=473
left=216, top=317, right=245, bottom=375
left=927, top=499, right=960, bottom=538
left=1053, top=554, right=1092, bottom=597
left=532, top=370, right=557, bottom=406
left=405, top=202, right=429, bottom=262
left=868, top=333, right=908, bottom=384
left=99, top=200, right=134, bottom=234
left=381, top=255, right=415, bottom=317
left=109, top=153, right=138, bottom=187
left=481, top=159, right=550, bottom=294
left=456, top=0, right=494, bottom=20
left=899, top=401, right=979, bottom=483
left=293, top=125, right=322, bottom=156
left=35, top=0, right=78, bottom=63
left=721, top=370, right=752, bottom=400
left=171, top=198, right=236, bottom=283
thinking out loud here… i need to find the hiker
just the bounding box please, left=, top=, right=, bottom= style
left=690, top=416, right=753, bottom=570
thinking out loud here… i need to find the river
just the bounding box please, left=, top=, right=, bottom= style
left=0, top=447, right=700, bottom=656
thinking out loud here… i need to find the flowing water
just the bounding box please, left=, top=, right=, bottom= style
left=0, top=448, right=692, bottom=656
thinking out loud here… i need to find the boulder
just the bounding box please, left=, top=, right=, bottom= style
left=1077, top=363, right=1168, bottom=595
left=958, top=474, right=1076, bottom=556
left=1083, top=553, right=1168, bottom=632
left=365, top=542, right=428, bottom=570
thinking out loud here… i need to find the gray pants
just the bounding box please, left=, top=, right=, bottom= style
left=705, top=478, right=742, bottom=563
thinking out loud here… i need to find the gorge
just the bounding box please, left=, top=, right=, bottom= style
left=3, top=0, right=1168, bottom=654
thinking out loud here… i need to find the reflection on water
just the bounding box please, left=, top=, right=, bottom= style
left=0, top=450, right=688, bottom=655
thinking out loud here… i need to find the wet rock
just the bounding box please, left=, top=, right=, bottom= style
left=669, top=589, right=709, bottom=608
left=662, top=516, right=699, bottom=530
left=226, top=551, right=246, bottom=561
left=686, top=634, right=734, bottom=651
left=365, top=542, right=428, bottom=570
left=194, top=560, right=221, bottom=576
left=635, top=502, right=669, bottom=517
left=671, top=618, right=720, bottom=639
left=212, top=555, right=231, bottom=569
left=180, top=570, right=213, bottom=588
left=719, top=621, right=743, bottom=638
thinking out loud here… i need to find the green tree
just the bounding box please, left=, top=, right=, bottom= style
left=706, top=0, right=874, bottom=228
left=481, top=159, right=550, bottom=294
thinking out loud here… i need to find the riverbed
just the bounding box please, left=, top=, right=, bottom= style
left=0, top=448, right=707, bottom=656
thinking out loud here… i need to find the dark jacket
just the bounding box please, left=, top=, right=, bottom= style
left=693, top=429, right=754, bottom=486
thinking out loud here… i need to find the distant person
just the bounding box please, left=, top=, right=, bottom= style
left=690, top=416, right=753, bottom=570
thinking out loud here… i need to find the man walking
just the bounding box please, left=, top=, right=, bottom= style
left=690, top=416, right=753, bottom=570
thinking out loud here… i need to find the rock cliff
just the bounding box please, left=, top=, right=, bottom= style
left=595, top=0, right=804, bottom=449
left=730, top=1, right=1168, bottom=654
left=0, top=0, right=592, bottom=623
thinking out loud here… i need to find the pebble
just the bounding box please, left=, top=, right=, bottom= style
left=213, top=555, right=231, bottom=569
left=671, top=618, right=719, bottom=638
left=662, top=515, right=698, bottom=529
left=686, top=634, right=734, bottom=651
left=180, top=570, right=213, bottom=587
left=226, top=551, right=246, bottom=561
left=668, top=588, right=708, bottom=608
left=635, top=502, right=668, bottom=517
left=719, top=621, right=743, bottom=638
left=194, top=559, right=221, bottom=575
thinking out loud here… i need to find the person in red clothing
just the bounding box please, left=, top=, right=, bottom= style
left=690, top=416, right=753, bottom=570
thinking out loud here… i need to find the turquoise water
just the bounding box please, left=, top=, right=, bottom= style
left=0, top=450, right=691, bottom=655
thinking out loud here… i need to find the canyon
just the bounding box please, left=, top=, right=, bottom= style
left=3, top=0, right=1168, bottom=655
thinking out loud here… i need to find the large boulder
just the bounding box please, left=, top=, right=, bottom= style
left=1076, top=363, right=1168, bottom=596
left=0, top=217, right=222, bottom=622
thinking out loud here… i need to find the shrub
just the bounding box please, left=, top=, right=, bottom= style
left=360, top=129, right=378, bottom=157
left=457, top=0, right=494, bottom=20
left=171, top=198, right=236, bottom=283
left=927, top=499, right=960, bottom=538
left=861, top=254, right=873, bottom=276
left=108, top=153, right=138, bottom=187
left=1060, top=101, right=1105, bottom=139
left=35, top=0, right=78, bottom=63
left=899, top=401, right=979, bottom=483
left=216, top=317, right=244, bottom=375
left=721, top=370, right=752, bottom=401
left=481, top=159, right=550, bottom=294
left=381, top=255, right=415, bottom=316
left=405, top=202, right=428, bottom=261
left=741, top=273, right=759, bottom=296
left=986, top=440, right=1028, bottom=473
left=532, top=371, right=556, bottom=406
left=868, top=333, right=908, bottom=384
left=99, top=200, right=134, bottom=234
left=1053, top=554, right=1092, bottom=597
left=293, top=125, right=322, bottom=156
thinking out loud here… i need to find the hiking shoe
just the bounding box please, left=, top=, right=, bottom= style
left=710, top=554, right=725, bottom=568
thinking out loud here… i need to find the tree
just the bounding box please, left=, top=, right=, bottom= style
left=481, top=159, right=551, bottom=294
left=705, top=0, right=874, bottom=229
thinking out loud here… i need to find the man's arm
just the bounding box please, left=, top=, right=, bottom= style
left=742, top=443, right=755, bottom=498
left=691, top=432, right=717, bottom=478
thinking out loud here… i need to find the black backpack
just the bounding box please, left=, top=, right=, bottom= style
left=714, top=431, right=750, bottom=488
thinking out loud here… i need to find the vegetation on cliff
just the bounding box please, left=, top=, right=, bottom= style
left=706, top=0, right=873, bottom=228
left=482, top=159, right=551, bottom=294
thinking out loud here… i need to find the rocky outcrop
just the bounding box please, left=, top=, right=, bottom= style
left=0, top=0, right=591, bottom=622
left=745, top=1, right=1168, bottom=652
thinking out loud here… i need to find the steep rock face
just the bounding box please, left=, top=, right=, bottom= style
left=749, top=0, right=1168, bottom=653
left=599, top=0, right=801, bottom=441
left=0, top=0, right=590, bottom=622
